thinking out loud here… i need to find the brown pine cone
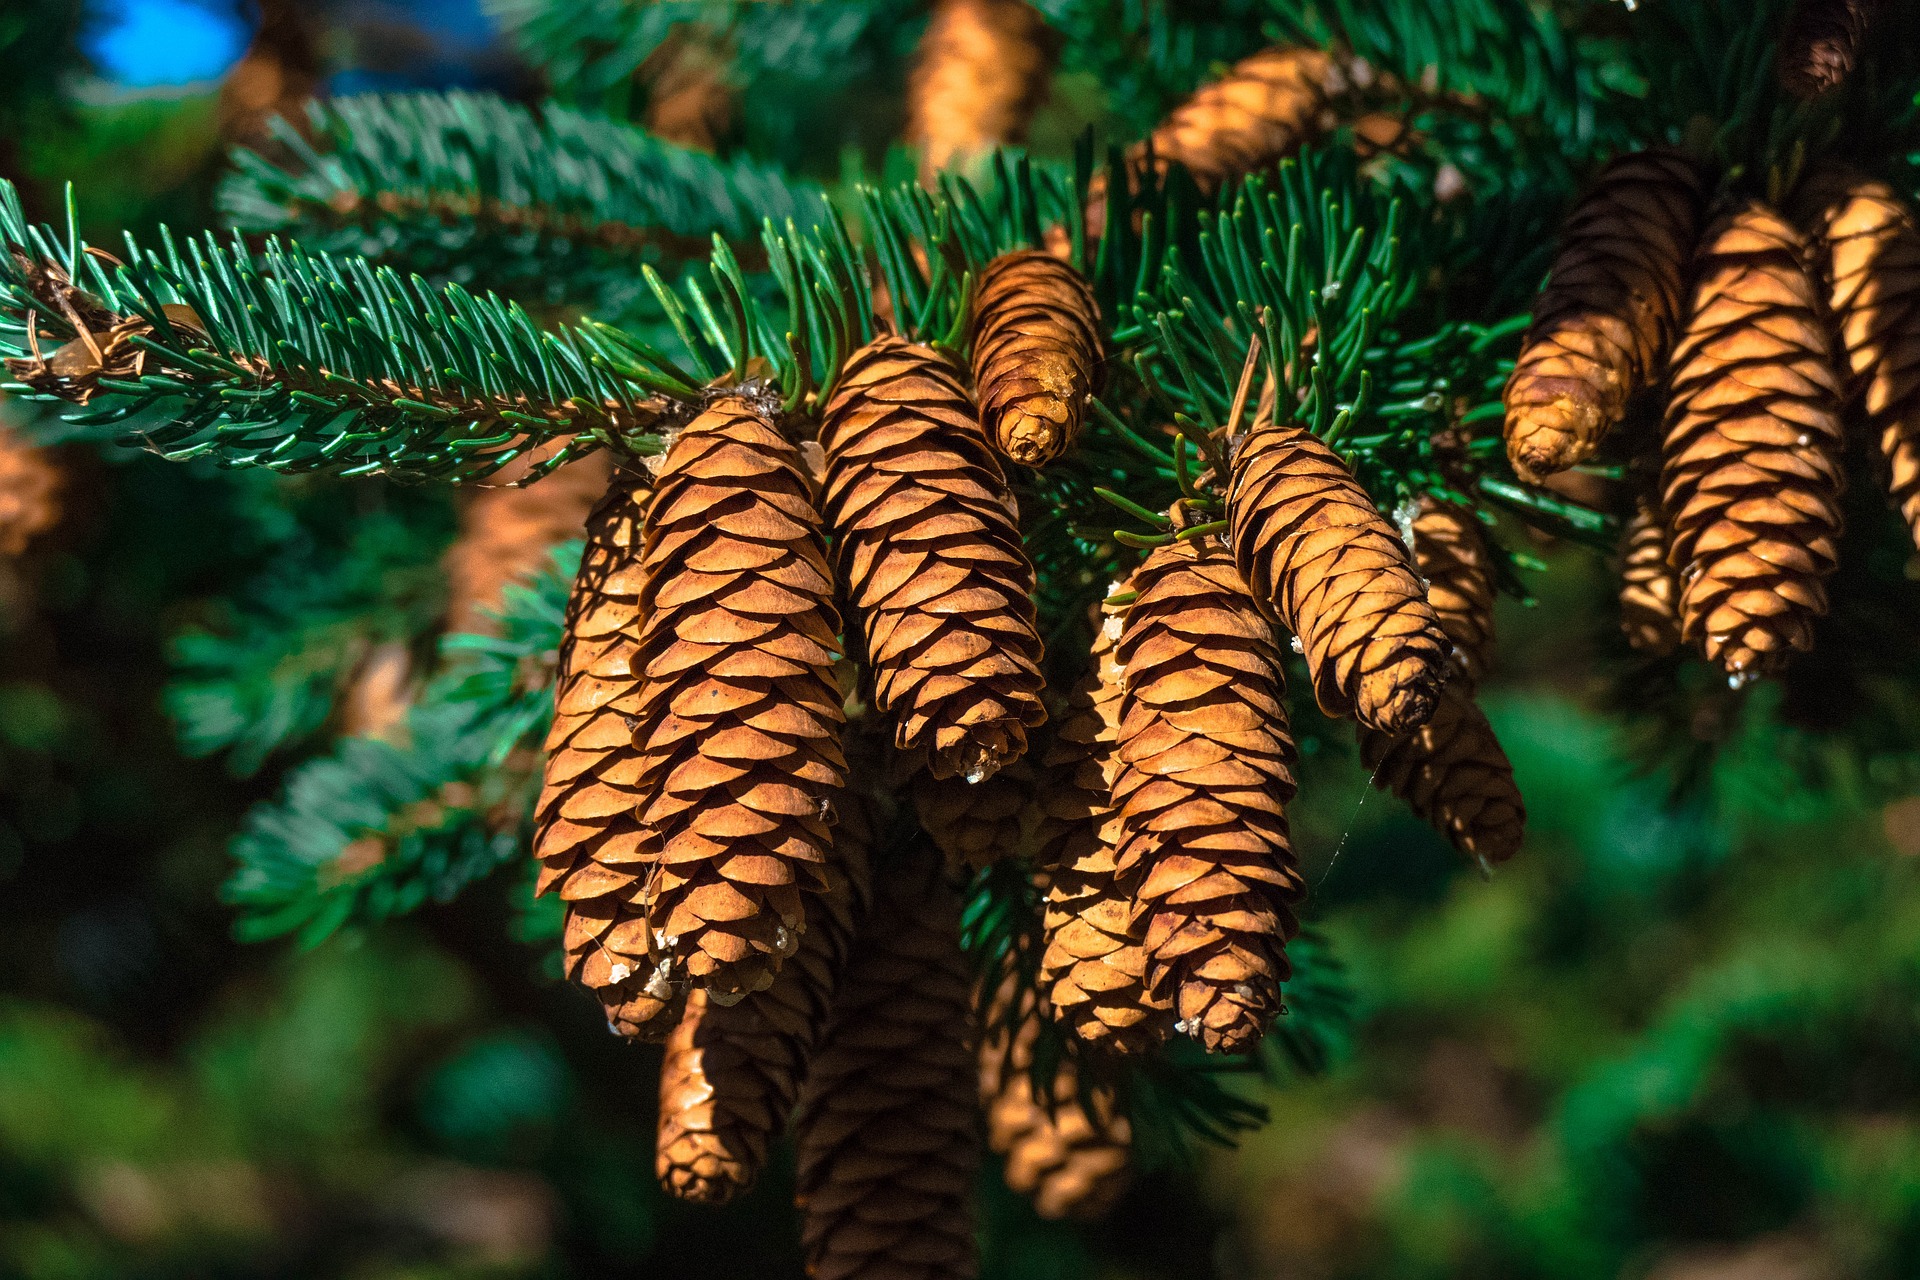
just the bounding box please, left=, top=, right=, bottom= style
left=820, top=336, right=1047, bottom=783
left=1779, top=0, right=1879, bottom=99
left=632, top=397, right=848, bottom=1000
left=908, top=0, right=1056, bottom=181
left=1660, top=201, right=1847, bottom=682
left=338, top=640, right=414, bottom=742
left=445, top=452, right=616, bottom=634
left=1804, top=172, right=1920, bottom=552
left=979, top=986, right=1131, bottom=1221
left=969, top=251, right=1103, bottom=468
left=1359, top=684, right=1524, bottom=866
left=1229, top=422, right=1448, bottom=735
left=1144, top=47, right=1347, bottom=193
left=644, top=32, right=735, bottom=151
left=216, top=0, right=319, bottom=148
left=656, top=796, right=875, bottom=1204
left=914, top=756, right=1035, bottom=870
left=794, top=843, right=979, bottom=1280
left=0, top=422, right=63, bottom=556
left=1409, top=497, right=1498, bottom=688
left=1112, top=537, right=1303, bottom=1054
left=1032, top=606, right=1123, bottom=870
left=1505, top=150, right=1706, bottom=482
left=1619, top=500, right=1682, bottom=656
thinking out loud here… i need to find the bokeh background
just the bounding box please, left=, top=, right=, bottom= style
left=3, top=3, right=1920, bottom=1277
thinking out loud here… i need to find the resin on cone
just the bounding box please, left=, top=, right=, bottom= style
left=1779, top=0, right=1879, bottom=99
left=1660, top=201, right=1846, bottom=682
left=1229, top=421, right=1447, bottom=735
left=1505, top=150, right=1705, bottom=481
left=819, top=336, right=1047, bottom=782
left=970, top=250, right=1102, bottom=467
left=1619, top=500, right=1682, bottom=656
left=907, top=0, right=1055, bottom=181
left=1360, top=684, right=1525, bottom=866
left=445, top=451, right=615, bottom=634
left=1409, top=497, right=1498, bottom=688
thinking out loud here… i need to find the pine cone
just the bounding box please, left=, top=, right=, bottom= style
left=908, top=0, right=1056, bottom=180
left=1619, top=499, right=1682, bottom=656
left=914, top=756, right=1035, bottom=870
left=1359, top=684, right=1524, bottom=866
left=794, top=843, right=979, bottom=1280
left=1804, top=172, right=1920, bottom=551
left=644, top=32, right=735, bottom=151
left=1229, top=422, right=1447, bottom=735
left=1143, top=47, right=1346, bottom=193
left=820, top=336, right=1047, bottom=782
left=633, top=397, right=848, bottom=999
left=969, top=251, right=1102, bottom=468
left=1505, top=150, right=1706, bottom=482
left=1112, top=537, right=1302, bottom=1054
left=1779, top=0, right=1879, bottom=99
left=339, top=639, right=414, bottom=741
left=1660, top=201, right=1846, bottom=682
left=1409, top=497, right=1497, bottom=688
left=445, top=452, right=615, bottom=634
left=1033, top=607, right=1123, bottom=870
left=657, top=795, right=875, bottom=1204
left=0, top=422, right=62, bottom=556
left=979, top=986, right=1131, bottom=1221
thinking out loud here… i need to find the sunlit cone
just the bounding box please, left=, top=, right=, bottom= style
left=1660, top=201, right=1846, bottom=682
left=908, top=0, right=1056, bottom=181
left=1505, top=150, right=1705, bottom=482
left=0, top=422, right=62, bottom=556
left=914, top=755, right=1035, bottom=870
left=794, top=842, right=979, bottom=1280
left=1229, top=422, right=1447, bottom=735
left=969, top=250, right=1102, bottom=468
left=657, top=795, right=875, bottom=1204
left=1779, top=0, right=1879, bottom=99
left=632, top=397, right=848, bottom=1001
left=1360, top=684, right=1525, bottom=866
left=1142, top=46, right=1346, bottom=193
left=1112, top=537, right=1303, bottom=1054
left=820, top=336, right=1047, bottom=783
left=1409, top=496, right=1497, bottom=688
left=1619, top=500, right=1682, bottom=656
left=445, top=451, right=616, bottom=634
left=979, top=983, right=1131, bottom=1221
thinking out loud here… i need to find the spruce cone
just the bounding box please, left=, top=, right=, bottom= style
left=1112, top=537, right=1303, bottom=1054
left=632, top=398, right=848, bottom=999
left=657, top=796, right=874, bottom=1204
left=0, top=423, right=62, bottom=556
left=795, top=843, right=979, bottom=1280
left=820, top=336, right=1047, bottom=782
left=913, top=756, right=1035, bottom=870
left=908, top=0, right=1056, bottom=180
left=1779, top=0, right=1879, bottom=99
left=1229, top=422, right=1448, bottom=735
left=979, top=987, right=1131, bottom=1221
left=1143, top=47, right=1346, bottom=193
left=644, top=32, right=735, bottom=151
left=339, top=640, right=414, bottom=741
left=969, top=251, right=1102, bottom=468
left=1505, top=150, right=1705, bottom=482
left=1359, top=684, right=1525, bottom=866
left=1033, top=608, right=1123, bottom=870
left=1409, top=497, right=1497, bottom=688
left=446, top=452, right=615, bottom=634
left=1660, top=201, right=1846, bottom=682
left=1619, top=500, right=1682, bottom=656
left=1804, top=173, right=1920, bottom=551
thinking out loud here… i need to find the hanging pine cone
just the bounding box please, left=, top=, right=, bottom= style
left=1359, top=685, right=1525, bottom=866
left=913, top=756, right=1035, bottom=870
left=0, top=422, right=63, bottom=556
left=794, top=842, right=979, bottom=1280
left=1661, top=201, right=1847, bottom=682
left=1505, top=150, right=1706, bottom=482
left=1143, top=47, right=1347, bottom=193
left=979, top=985, right=1132, bottom=1221
left=445, top=452, right=615, bottom=634
left=908, top=0, right=1056, bottom=181
left=820, top=336, right=1047, bottom=783
left=1409, top=497, right=1498, bottom=688
left=1619, top=500, right=1682, bottom=656
left=1033, top=606, right=1123, bottom=870
left=969, top=251, right=1103, bottom=468
left=1112, top=537, right=1302, bottom=1054
left=631, top=397, right=848, bottom=1000
left=1229, top=422, right=1448, bottom=735
left=1779, top=0, right=1879, bottom=99
left=656, top=795, right=874, bottom=1204
left=643, top=31, right=735, bottom=151
left=1804, top=172, right=1920, bottom=552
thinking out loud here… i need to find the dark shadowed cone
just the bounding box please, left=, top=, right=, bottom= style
left=1229, top=422, right=1447, bottom=735
left=1033, top=608, right=1122, bottom=870
left=969, top=251, right=1102, bottom=468
left=1409, top=497, right=1497, bottom=688
left=979, top=986, right=1131, bottom=1221
left=632, top=398, right=848, bottom=1000
left=644, top=32, right=735, bottom=151
left=1779, top=0, right=1879, bottom=99
left=820, top=336, right=1047, bottom=783
left=1504, top=150, right=1705, bottom=482
left=908, top=0, right=1056, bottom=181
left=1112, top=537, right=1303, bottom=1055
left=794, top=843, right=979, bottom=1280
left=1143, top=47, right=1346, bottom=193
left=1660, top=201, right=1846, bottom=682
left=1619, top=500, right=1682, bottom=656
left=1359, top=684, right=1525, bottom=866
left=657, top=795, right=875, bottom=1204
left=216, top=0, right=319, bottom=148
left=1804, top=173, right=1920, bottom=552
left=446, top=452, right=616, bottom=634
left=914, top=756, right=1035, bottom=870
left=0, top=423, right=62, bottom=556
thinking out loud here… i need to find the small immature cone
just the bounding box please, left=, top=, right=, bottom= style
left=969, top=251, right=1103, bottom=468
left=1409, top=497, right=1498, bottom=688
left=1660, top=201, right=1846, bottom=682
left=820, top=336, right=1047, bottom=783
left=1505, top=150, right=1706, bottom=481
left=0, top=423, right=62, bottom=556
left=632, top=398, right=848, bottom=1000
left=1143, top=47, right=1346, bottom=193
left=795, top=843, right=980, bottom=1280
left=445, top=452, right=616, bottom=634
left=1619, top=500, right=1682, bottom=656
left=1359, top=685, right=1525, bottom=866
left=913, top=756, right=1035, bottom=870
left=908, top=0, right=1056, bottom=181
left=1229, top=422, right=1448, bottom=735
left=1778, top=0, right=1879, bottom=99
left=1112, top=538, right=1303, bottom=1055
